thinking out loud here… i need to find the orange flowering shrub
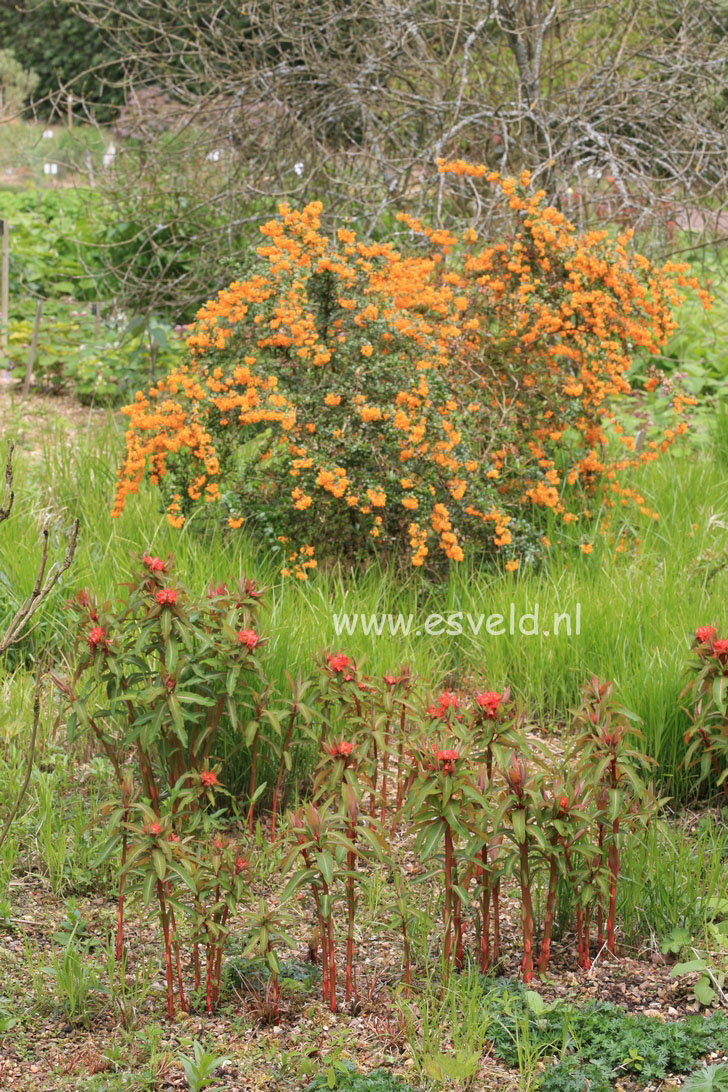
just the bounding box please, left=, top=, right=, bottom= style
left=113, top=162, right=708, bottom=573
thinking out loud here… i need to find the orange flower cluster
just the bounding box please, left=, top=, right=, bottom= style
left=113, top=168, right=706, bottom=572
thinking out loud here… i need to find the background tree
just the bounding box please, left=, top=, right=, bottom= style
left=58, top=0, right=727, bottom=317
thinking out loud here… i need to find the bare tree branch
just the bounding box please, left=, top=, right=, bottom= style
left=0, top=444, right=14, bottom=525
left=0, top=447, right=79, bottom=654
left=0, top=660, right=42, bottom=853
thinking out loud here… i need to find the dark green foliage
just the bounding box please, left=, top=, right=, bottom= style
left=482, top=978, right=728, bottom=1091
left=307, top=1063, right=419, bottom=1092
left=224, top=955, right=320, bottom=995
left=0, top=0, right=125, bottom=117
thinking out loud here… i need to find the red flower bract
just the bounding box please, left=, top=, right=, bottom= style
left=201, top=770, right=219, bottom=787
left=143, top=555, right=167, bottom=573
left=712, top=638, right=728, bottom=662
left=326, top=652, right=351, bottom=673
left=696, top=625, right=717, bottom=645
left=476, top=689, right=503, bottom=717
left=235, top=856, right=248, bottom=874
left=88, top=625, right=107, bottom=650
left=238, top=628, right=260, bottom=648
left=428, top=691, right=459, bottom=717
left=433, top=745, right=459, bottom=774
left=156, top=588, right=178, bottom=607
left=149, top=821, right=163, bottom=836
left=329, top=739, right=355, bottom=758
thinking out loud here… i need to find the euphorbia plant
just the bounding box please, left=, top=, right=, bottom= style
left=574, top=677, right=660, bottom=956
left=470, top=683, right=521, bottom=971
left=242, top=898, right=296, bottom=1023
left=682, top=625, right=728, bottom=800
left=271, top=670, right=315, bottom=838
left=114, top=770, right=251, bottom=1019
left=533, top=760, right=593, bottom=975
left=282, top=794, right=385, bottom=1012
left=54, top=557, right=276, bottom=1015
left=282, top=802, right=345, bottom=1012
left=315, top=652, right=402, bottom=828
left=498, top=752, right=541, bottom=983
left=406, top=697, right=481, bottom=986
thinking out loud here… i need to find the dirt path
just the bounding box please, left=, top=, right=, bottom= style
left=0, top=378, right=115, bottom=455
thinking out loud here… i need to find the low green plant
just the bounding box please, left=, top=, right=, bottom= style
left=482, top=979, right=728, bottom=1091
left=306, top=1060, right=419, bottom=1091
left=104, top=934, right=157, bottom=1032
left=683, top=1064, right=728, bottom=1092
left=669, top=903, right=728, bottom=1008
left=177, top=1041, right=229, bottom=1092
left=398, top=965, right=493, bottom=1090
left=40, top=925, right=103, bottom=1027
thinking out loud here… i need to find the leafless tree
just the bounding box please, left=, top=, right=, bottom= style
left=56, top=0, right=727, bottom=315
left=0, top=444, right=78, bottom=851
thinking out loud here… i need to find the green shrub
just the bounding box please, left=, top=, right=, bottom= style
left=0, top=48, right=39, bottom=119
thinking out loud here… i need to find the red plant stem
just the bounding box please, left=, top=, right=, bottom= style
left=206, top=943, right=213, bottom=1013
left=607, top=819, right=619, bottom=954
left=380, top=713, right=392, bottom=824
left=369, top=738, right=378, bottom=820
left=168, top=902, right=187, bottom=1013
left=137, top=743, right=159, bottom=811
left=116, top=809, right=129, bottom=961
left=328, top=920, right=337, bottom=1012
left=248, top=729, right=259, bottom=835
left=194, top=942, right=201, bottom=992
left=481, top=887, right=491, bottom=973
left=393, top=700, right=407, bottom=818
left=564, top=844, right=584, bottom=969
left=392, top=770, right=416, bottom=838
left=156, top=879, right=175, bottom=1020
left=345, top=832, right=356, bottom=1002
left=576, top=906, right=584, bottom=968
left=519, top=834, right=534, bottom=983
left=443, top=826, right=454, bottom=985
left=268, top=941, right=280, bottom=1017
left=607, top=756, right=619, bottom=954
left=492, top=878, right=501, bottom=963
left=322, top=898, right=336, bottom=1012
left=212, top=905, right=229, bottom=1005
left=271, top=705, right=297, bottom=839
left=300, top=845, right=329, bottom=1001
left=320, top=919, right=330, bottom=1003
left=452, top=853, right=464, bottom=972
left=538, top=853, right=559, bottom=975
left=402, top=916, right=411, bottom=998
left=583, top=904, right=592, bottom=971
left=597, top=821, right=605, bottom=947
